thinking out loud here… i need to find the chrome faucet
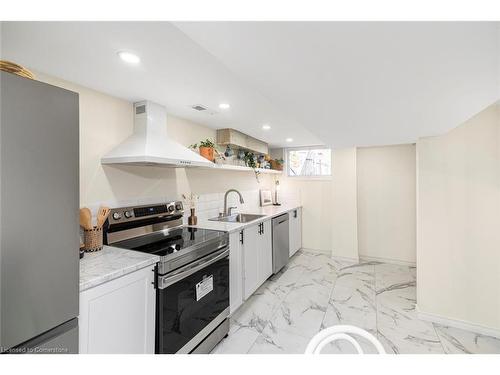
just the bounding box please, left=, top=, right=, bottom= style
left=223, top=189, right=245, bottom=216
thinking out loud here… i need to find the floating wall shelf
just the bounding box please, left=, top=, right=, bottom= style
left=200, top=163, right=282, bottom=174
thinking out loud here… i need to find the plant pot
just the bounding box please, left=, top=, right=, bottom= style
left=199, top=146, right=214, bottom=161
left=270, top=160, right=283, bottom=171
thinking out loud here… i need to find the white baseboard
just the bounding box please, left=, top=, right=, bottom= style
left=302, top=247, right=361, bottom=263
left=359, top=255, right=416, bottom=267
left=416, top=305, right=500, bottom=339
left=331, top=254, right=360, bottom=263
left=301, top=249, right=415, bottom=266
left=300, top=247, right=332, bottom=256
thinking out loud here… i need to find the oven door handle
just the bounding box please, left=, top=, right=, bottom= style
left=157, top=247, right=229, bottom=289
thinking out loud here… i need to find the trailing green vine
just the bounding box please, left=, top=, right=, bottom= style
left=244, top=151, right=260, bottom=182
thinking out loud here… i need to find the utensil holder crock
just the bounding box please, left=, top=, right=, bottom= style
left=83, top=227, right=104, bottom=252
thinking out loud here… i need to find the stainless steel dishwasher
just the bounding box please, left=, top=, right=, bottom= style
left=272, top=213, right=290, bottom=274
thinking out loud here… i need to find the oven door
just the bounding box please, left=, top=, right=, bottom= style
left=156, top=247, right=229, bottom=354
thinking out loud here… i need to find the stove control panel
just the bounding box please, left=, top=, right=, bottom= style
left=108, top=201, right=184, bottom=224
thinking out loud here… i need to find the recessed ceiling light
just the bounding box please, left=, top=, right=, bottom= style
left=219, top=103, right=230, bottom=110
left=262, top=124, right=271, bottom=130
left=117, top=51, right=140, bottom=64
left=286, top=138, right=293, bottom=143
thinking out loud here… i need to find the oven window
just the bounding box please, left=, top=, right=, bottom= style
left=157, top=255, right=229, bottom=353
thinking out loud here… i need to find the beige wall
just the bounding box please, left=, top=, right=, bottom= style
left=275, top=147, right=358, bottom=257
left=280, top=145, right=415, bottom=263
left=417, top=102, right=500, bottom=331
left=36, top=71, right=417, bottom=265
left=357, top=144, right=416, bottom=264
left=280, top=178, right=333, bottom=253
left=34, top=72, right=274, bottom=209
left=269, top=148, right=332, bottom=252
left=331, top=148, right=359, bottom=260
left=276, top=145, right=417, bottom=262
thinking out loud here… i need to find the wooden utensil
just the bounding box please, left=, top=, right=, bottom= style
left=79, top=208, right=93, bottom=230
left=97, top=206, right=110, bottom=228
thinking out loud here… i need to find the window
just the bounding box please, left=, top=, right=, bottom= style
left=286, top=147, right=332, bottom=178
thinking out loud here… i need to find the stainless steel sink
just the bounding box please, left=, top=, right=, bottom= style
left=208, top=213, right=266, bottom=223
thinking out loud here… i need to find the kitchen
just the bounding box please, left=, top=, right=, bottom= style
left=0, top=61, right=305, bottom=354
left=1, top=17, right=500, bottom=362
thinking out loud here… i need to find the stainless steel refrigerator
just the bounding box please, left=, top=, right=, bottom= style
left=0, top=72, right=79, bottom=353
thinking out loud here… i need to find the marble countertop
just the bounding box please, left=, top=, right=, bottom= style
left=188, top=204, right=302, bottom=233
left=80, top=245, right=160, bottom=292
left=79, top=204, right=300, bottom=291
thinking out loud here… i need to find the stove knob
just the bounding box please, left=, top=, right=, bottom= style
left=112, top=212, right=122, bottom=220
left=175, top=203, right=183, bottom=211
left=124, top=210, right=133, bottom=219
left=168, top=205, right=175, bottom=213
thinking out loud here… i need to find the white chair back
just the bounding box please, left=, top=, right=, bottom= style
left=305, top=325, right=386, bottom=354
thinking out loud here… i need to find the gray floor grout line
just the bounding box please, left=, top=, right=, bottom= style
left=246, top=250, right=309, bottom=353
left=373, top=264, right=390, bottom=353
left=299, top=250, right=337, bottom=335
left=219, top=255, right=500, bottom=354
left=319, top=265, right=337, bottom=332
left=431, top=322, right=447, bottom=354
left=245, top=330, right=262, bottom=354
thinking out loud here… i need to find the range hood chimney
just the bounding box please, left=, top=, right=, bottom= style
left=101, top=101, right=213, bottom=167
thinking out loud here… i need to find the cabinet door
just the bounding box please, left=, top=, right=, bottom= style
left=242, top=225, right=260, bottom=300
left=289, top=208, right=302, bottom=257
left=259, top=220, right=273, bottom=282
left=79, top=266, right=155, bottom=354
left=296, top=208, right=302, bottom=252
left=229, top=231, right=243, bottom=315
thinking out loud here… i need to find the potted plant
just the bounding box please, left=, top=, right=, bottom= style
left=244, top=151, right=261, bottom=182
left=271, top=158, right=284, bottom=171
left=243, top=151, right=257, bottom=169
left=198, top=138, right=216, bottom=162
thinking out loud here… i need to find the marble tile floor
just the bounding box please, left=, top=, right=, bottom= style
left=212, top=249, right=500, bottom=354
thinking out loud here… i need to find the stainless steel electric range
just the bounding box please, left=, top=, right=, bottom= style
left=104, top=201, right=230, bottom=354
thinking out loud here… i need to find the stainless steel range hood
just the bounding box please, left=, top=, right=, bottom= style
left=101, top=101, right=213, bottom=167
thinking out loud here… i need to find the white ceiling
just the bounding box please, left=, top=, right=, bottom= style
left=2, top=22, right=499, bottom=149
left=175, top=22, right=500, bottom=148
left=0, top=21, right=321, bottom=148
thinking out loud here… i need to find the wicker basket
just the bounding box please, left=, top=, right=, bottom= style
left=83, top=227, right=104, bottom=252
left=0, top=60, right=35, bottom=79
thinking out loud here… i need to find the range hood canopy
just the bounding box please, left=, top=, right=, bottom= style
left=101, top=101, right=213, bottom=167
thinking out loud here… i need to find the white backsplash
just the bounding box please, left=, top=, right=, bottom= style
left=86, top=188, right=300, bottom=226
left=186, top=189, right=261, bottom=223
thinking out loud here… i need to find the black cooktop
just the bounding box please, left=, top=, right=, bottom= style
left=113, top=227, right=226, bottom=257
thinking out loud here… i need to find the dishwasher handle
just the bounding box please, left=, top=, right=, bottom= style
left=273, top=213, right=289, bottom=226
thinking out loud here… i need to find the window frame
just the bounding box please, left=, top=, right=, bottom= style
left=285, top=145, right=333, bottom=180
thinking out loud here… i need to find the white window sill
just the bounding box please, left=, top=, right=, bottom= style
left=286, top=175, right=332, bottom=181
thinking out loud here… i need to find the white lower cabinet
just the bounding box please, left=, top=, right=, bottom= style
left=289, top=208, right=302, bottom=257
left=242, top=223, right=260, bottom=300
left=258, top=220, right=273, bottom=281
left=229, top=231, right=243, bottom=314
left=79, top=265, right=156, bottom=354
left=243, top=219, right=273, bottom=300
left=229, top=213, right=297, bottom=315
